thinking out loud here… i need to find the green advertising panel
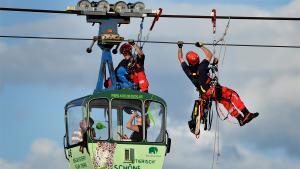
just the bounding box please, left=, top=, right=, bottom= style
left=68, top=143, right=166, bottom=169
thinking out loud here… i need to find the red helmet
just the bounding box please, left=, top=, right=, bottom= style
left=186, top=51, right=200, bottom=65
left=119, top=43, right=132, bottom=55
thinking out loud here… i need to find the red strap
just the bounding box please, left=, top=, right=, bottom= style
left=150, top=8, right=163, bottom=31
left=211, top=9, right=217, bottom=34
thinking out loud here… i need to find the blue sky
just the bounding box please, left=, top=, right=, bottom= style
left=1, top=0, right=300, bottom=169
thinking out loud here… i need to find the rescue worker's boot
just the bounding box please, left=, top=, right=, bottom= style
left=241, top=108, right=259, bottom=125
left=236, top=114, right=245, bottom=126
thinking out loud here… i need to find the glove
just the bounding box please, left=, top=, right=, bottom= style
left=177, top=41, right=184, bottom=48
left=195, top=42, right=204, bottom=47
left=128, top=39, right=135, bottom=45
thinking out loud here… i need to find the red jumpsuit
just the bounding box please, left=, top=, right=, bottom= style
left=202, top=85, right=246, bottom=118
left=181, top=59, right=248, bottom=118
left=130, top=70, right=149, bottom=92
left=129, top=54, right=149, bottom=92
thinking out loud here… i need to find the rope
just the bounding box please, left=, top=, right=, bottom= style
left=137, top=17, right=145, bottom=47
left=211, top=110, right=220, bottom=169
left=211, top=16, right=230, bottom=168
left=141, top=8, right=163, bottom=49
left=216, top=103, right=239, bottom=125
left=209, top=18, right=239, bottom=126
left=215, top=17, right=231, bottom=45
left=219, top=18, right=231, bottom=65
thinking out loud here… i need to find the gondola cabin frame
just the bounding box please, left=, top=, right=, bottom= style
left=64, top=89, right=171, bottom=169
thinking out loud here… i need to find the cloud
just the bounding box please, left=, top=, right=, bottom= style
left=232, top=74, right=300, bottom=157
left=0, top=15, right=100, bottom=89
left=1, top=0, right=300, bottom=169
left=0, top=139, right=68, bottom=169
left=164, top=124, right=300, bottom=169
left=1, top=136, right=298, bottom=169
left=0, top=160, right=19, bottom=169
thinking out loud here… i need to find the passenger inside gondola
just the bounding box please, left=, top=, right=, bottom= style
left=72, top=117, right=96, bottom=144
left=117, top=110, right=150, bottom=142
left=126, top=111, right=150, bottom=142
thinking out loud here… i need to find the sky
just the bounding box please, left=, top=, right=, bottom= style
left=1, top=0, right=300, bottom=169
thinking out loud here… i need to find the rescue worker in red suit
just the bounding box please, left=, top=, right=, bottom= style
left=116, top=39, right=149, bottom=92
left=177, top=41, right=259, bottom=126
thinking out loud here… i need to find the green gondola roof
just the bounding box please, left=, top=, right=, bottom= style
left=65, top=88, right=167, bottom=109
left=90, top=89, right=166, bottom=105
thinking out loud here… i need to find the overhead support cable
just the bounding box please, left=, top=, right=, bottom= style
left=0, top=35, right=92, bottom=41
left=1, top=7, right=300, bottom=21
left=129, top=40, right=300, bottom=49
left=149, top=14, right=300, bottom=21
left=0, top=7, right=78, bottom=15
left=1, top=35, right=300, bottom=49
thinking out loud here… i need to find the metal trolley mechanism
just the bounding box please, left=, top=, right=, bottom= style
left=67, top=0, right=158, bottom=93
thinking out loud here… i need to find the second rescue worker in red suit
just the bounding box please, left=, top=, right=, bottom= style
left=177, top=41, right=259, bottom=126
left=116, top=40, right=149, bottom=92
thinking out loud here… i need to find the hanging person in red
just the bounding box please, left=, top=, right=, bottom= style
left=115, top=39, right=149, bottom=92
left=177, top=41, right=259, bottom=127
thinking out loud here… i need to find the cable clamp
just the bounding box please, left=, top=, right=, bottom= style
left=150, top=8, right=163, bottom=31
left=211, top=9, right=217, bottom=34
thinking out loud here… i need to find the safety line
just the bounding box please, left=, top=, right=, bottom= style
left=1, top=7, right=300, bottom=21
left=1, top=35, right=300, bottom=48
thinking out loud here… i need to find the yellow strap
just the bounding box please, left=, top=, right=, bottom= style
left=200, top=85, right=206, bottom=93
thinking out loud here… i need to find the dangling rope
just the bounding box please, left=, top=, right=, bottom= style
left=216, top=114, right=221, bottom=162
left=210, top=11, right=233, bottom=169
left=215, top=98, right=239, bottom=125
left=211, top=108, right=220, bottom=169
left=137, top=17, right=145, bottom=48
left=132, top=17, right=145, bottom=57
left=141, top=8, right=163, bottom=48
left=212, top=17, right=231, bottom=83
left=216, top=17, right=231, bottom=65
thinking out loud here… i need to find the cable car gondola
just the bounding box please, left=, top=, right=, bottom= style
left=63, top=1, right=171, bottom=169
left=64, top=89, right=171, bottom=169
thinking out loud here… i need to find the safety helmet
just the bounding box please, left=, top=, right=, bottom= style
left=119, top=43, right=132, bottom=55
left=186, top=51, right=200, bottom=65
